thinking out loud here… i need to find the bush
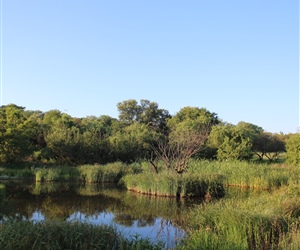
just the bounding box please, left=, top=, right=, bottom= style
left=286, top=133, right=300, bottom=166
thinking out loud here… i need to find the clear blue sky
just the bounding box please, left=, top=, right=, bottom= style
left=1, top=1, right=299, bottom=134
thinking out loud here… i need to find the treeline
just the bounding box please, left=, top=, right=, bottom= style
left=0, top=100, right=299, bottom=166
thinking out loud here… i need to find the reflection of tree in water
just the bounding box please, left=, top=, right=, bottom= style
left=114, top=213, right=134, bottom=227
left=137, top=216, right=155, bottom=227
left=1, top=181, right=199, bottom=233
left=42, top=196, right=73, bottom=221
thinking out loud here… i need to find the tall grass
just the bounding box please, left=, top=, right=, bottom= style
left=35, top=162, right=140, bottom=183
left=178, top=185, right=300, bottom=249
left=0, top=184, right=4, bottom=202
left=35, top=167, right=80, bottom=182
left=121, top=169, right=225, bottom=198
left=0, top=167, right=35, bottom=180
left=188, top=160, right=296, bottom=190
left=0, top=220, right=163, bottom=250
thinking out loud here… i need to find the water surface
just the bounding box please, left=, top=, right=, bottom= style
left=0, top=181, right=200, bottom=248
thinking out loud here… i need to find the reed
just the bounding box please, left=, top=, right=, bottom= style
left=188, top=160, right=296, bottom=190
left=0, top=184, right=4, bottom=202
left=0, top=220, right=163, bottom=250
left=35, top=162, right=136, bottom=183
left=78, top=162, right=129, bottom=183
left=35, top=167, right=80, bottom=182
left=178, top=185, right=300, bottom=250
left=0, top=167, right=35, bottom=180
left=121, top=169, right=225, bottom=198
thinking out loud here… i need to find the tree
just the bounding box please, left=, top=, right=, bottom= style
left=252, top=132, right=285, bottom=162
left=208, top=122, right=261, bottom=161
left=150, top=107, right=216, bottom=174
left=286, top=133, right=300, bottom=166
left=43, top=111, right=83, bottom=164
left=80, top=115, right=116, bottom=164
left=0, top=104, right=36, bottom=163
left=117, top=99, right=171, bottom=132
left=110, top=123, right=158, bottom=162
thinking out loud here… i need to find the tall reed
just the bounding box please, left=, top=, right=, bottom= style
left=188, top=160, right=296, bottom=190
left=121, top=169, right=225, bottom=198
left=178, top=185, right=300, bottom=249
left=35, top=162, right=137, bottom=183
left=0, top=220, right=163, bottom=250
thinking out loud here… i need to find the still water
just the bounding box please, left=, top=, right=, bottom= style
left=0, top=180, right=201, bottom=248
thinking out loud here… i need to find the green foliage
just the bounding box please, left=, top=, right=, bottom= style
left=0, top=220, right=163, bottom=250
left=110, top=123, right=159, bottom=162
left=0, top=104, right=38, bottom=163
left=117, top=99, right=171, bottom=131
left=209, top=122, right=259, bottom=161
left=252, top=131, right=285, bottom=162
left=0, top=102, right=289, bottom=165
left=286, top=133, right=300, bottom=166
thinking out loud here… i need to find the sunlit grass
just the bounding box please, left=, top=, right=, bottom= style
left=121, top=169, right=225, bottom=198
left=188, top=159, right=296, bottom=190
left=178, top=185, right=300, bottom=250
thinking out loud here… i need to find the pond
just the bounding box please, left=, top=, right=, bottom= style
left=0, top=180, right=203, bottom=249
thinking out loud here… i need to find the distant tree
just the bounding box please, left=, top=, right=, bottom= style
left=286, top=133, right=300, bottom=166
left=0, top=104, right=35, bottom=163
left=43, top=111, right=82, bottom=164
left=150, top=107, right=216, bottom=174
left=208, top=122, right=262, bottom=161
left=110, top=122, right=158, bottom=162
left=117, top=99, right=171, bottom=132
left=80, top=115, right=117, bottom=163
left=252, top=132, right=285, bottom=162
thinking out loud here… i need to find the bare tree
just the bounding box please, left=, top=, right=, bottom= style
left=150, top=122, right=212, bottom=174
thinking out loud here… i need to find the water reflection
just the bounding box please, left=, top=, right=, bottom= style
left=0, top=180, right=197, bottom=248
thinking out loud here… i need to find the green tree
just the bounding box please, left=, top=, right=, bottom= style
left=80, top=115, right=117, bottom=163
left=252, top=132, right=285, bottom=162
left=286, top=133, right=300, bottom=166
left=208, top=122, right=261, bottom=161
left=117, top=99, right=171, bottom=132
left=0, top=104, right=36, bottom=163
left=110, top=123, right=158, bottom=162
left=43, top=111, right=82, bottom=164
left=151, top=107, right=216, bottom=173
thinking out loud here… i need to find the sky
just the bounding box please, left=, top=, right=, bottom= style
left=1, top=1, right=299, bottom=134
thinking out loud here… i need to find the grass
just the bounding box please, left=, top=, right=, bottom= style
left=0, top=167, right=35, bottom=180
left=0, top=184, right=4, bottom=202
left=35, top=162, right=140, bottom=183
left=0, top=220, right=163, bottom=250
left=177, top=185, right=300, bottom=249
left=3, top=159, right=300, bottom=248
left=188, top=160, right=295, bottom=190
left=121, top=169, right=225, bottom=198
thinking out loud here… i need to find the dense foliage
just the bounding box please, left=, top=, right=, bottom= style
left=286, top=133, right=300, bottom=166
left=0, top=101, right=292, bottom=166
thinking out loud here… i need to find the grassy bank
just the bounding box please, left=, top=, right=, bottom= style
left=188, top=160, right=297, bottom=190
left=121, top=170, right=225, bottom=198
left=35, top=162, right=141, bottom=183
left=0, top=220, right=162, bottom=250
left=178, top=185, right=300, bottom=249
left=0, top=167, right=35, bottom=180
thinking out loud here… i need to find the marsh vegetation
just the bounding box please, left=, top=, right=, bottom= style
left=1, top=101, right=300, bottom=249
